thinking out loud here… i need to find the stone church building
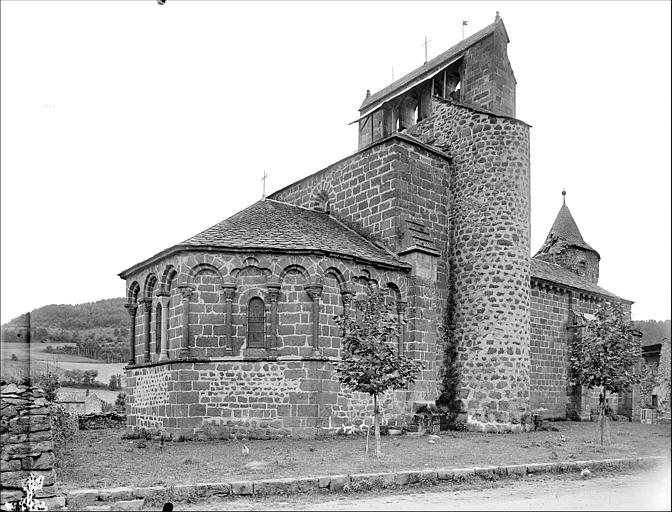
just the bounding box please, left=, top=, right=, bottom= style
left=119, top=17, right=637, bottom=438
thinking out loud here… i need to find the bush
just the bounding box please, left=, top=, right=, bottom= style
left=50, top=403, right=77, bottom=449
left=33, top=370, right=60, bottom=403
left=114, top=392, right=126, bottom=412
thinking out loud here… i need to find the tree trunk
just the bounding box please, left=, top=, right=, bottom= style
left=374, top=394, right=381, bottom=457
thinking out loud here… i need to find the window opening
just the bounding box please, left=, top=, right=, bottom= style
left=247, top=297, right=266, bottom=348
left=155, top=303, right=162, bottom=354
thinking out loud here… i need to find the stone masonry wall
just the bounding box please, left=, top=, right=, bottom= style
left=127, top=361, right=392, bottom=439
left=407, top=98, right=531, bottom=425
left=530, top=281, right=632, bottom=420
left=0, top=384, right=56, bottom=507
left=269, top=136, right=451, bottom=402
left=124, top=251, right=419, bottom=437
left=460, top=23, right=516, bottom=117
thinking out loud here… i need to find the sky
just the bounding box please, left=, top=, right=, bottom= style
left=1, top=1, right=670, bottom=324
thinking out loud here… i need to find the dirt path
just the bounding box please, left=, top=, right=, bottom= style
left=155, top=465, right=671, bottom=511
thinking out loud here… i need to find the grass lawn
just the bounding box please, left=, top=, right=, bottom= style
left=55, top=421, right=671, bottom=491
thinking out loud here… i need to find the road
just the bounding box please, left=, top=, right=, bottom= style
left=152, top=465, right=671, bottom=511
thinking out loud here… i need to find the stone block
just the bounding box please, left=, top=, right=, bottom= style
left=451, top=468, right=475, bottom=480
left=437, top=468, right=455, bottom=480
left=34, top=485, right=57, bottom=498
left=230, top=481, right=254, bottom=495
left=328, top=475, right=350, bottom=491
left=473, top=466, right=497, bottom=478
left=394, top=470, right=421, bottom=486
left=66, top=489, right=100, bottom=509
left=525, top=462, right=556, bottom=474
left=110, top=499, right=145, bottom=510
left=43, top=496, right=66, bottom=510
left=420, top=469, right=438, bottom=482
left=99, top=487, right=137, bottom=502
left=0, top=489, right=23, bottom=504
left=194, top=482, right=231, bottom=497
left=505, top=464, right=527, bottom=476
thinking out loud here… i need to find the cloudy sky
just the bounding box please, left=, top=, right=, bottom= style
left=1, top=1, right=670, bottom=324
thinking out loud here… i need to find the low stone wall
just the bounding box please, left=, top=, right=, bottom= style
left=0, top=384, right=57, bottom=506
left=78, top=411, right=126, bottom=430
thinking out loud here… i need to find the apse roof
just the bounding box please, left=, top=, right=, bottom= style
left=119, top=200, right=409, bottom=278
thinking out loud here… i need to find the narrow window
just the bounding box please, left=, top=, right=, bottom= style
left=155, top=303, right=162, bottom=354
left=247, top=297, right=266, bottom=348
left=652, top=395, right=658, bottom=408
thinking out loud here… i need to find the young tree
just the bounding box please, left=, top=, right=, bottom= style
left=568, top=301, right=641, bottom=445
left=335, top=293, right=424, bottom=457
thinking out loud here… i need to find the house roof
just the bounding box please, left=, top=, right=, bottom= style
left=359, top=18, right=505, bottom=113
left=177, top=199, right=408, bottom=269
left=57, top=391, right=85, bottom=403
left=534, top=200, right=599, bottom=258
left=530, top=258, right=627, bottom=301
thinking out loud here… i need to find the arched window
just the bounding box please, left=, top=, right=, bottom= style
left=155, top=303, right=162, bottom=354
left=247, top=297, right=266, bottom=348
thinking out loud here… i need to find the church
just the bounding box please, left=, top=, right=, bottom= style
left=119, top=16, right=637, bottom=438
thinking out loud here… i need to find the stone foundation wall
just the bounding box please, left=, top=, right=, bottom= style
left=0, top=384, right=56, bottom=506
left=78, top=411, right=126, bottom=430
left=126, top=361, right=410, bottom=439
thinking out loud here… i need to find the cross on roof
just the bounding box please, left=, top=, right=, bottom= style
left=422, top=36, right=431, bottom=64
left=262, top=171, right=268, bottom=200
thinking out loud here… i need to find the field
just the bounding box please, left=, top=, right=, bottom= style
left=0, top=342, right=125, bottom=387
left=55, top=421, right=671, bottom=491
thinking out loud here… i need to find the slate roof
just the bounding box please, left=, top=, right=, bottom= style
left=530, top=258, right=626, bottom=300
left=359, top=19, right=504, bottom=113
left=535, top=203, right=599, bottom=257
left=180, top=199, right=408, bottom=269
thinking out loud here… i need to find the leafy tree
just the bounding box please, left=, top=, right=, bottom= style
left=82, top=369, right=98, bottom=387
left=108, top=374, right=122, bottom=390
left=568, top=302, right=641, bottom=445
left=334, top=293, right=424, bottom=457
left=114, top=392, right=127, bottom=412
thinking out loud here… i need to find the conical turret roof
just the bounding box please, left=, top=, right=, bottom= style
left=534, top=195, right=599, bottom=259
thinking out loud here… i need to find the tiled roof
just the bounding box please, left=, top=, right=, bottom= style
left=530, top=258, right=625, bottom=300
left=359, top=19, right=502, bottom=113
left=57, top=390, right=85, bottom=403
left=180, top=200, right=409, bottom=269
left=535, top=203, right=598, bottom=257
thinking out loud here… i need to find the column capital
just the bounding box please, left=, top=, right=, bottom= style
left=124, top=302, right=138, bottom=317
left=396, top=301, right=408, bottom=315
left=340, top=290, right=354, bottom=306
left=140, top=298, right=153, bottom=312
left=304, top=284, right=324, bottom=300
left=156, top=290, right=170, bottom=298
left=267, top=283, right=281, bottom=302
left=178, top=286, right=194, bottom=300
left=222, top=283, right=236, bottom=301
left=157, top=294, right=171, bottom=308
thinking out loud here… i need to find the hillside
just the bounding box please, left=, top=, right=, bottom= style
left=1, top=298, right=130, bottom=363
left=3, top=297, right=127, bottom=330
left=635, top=319, right=671, bottom=347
